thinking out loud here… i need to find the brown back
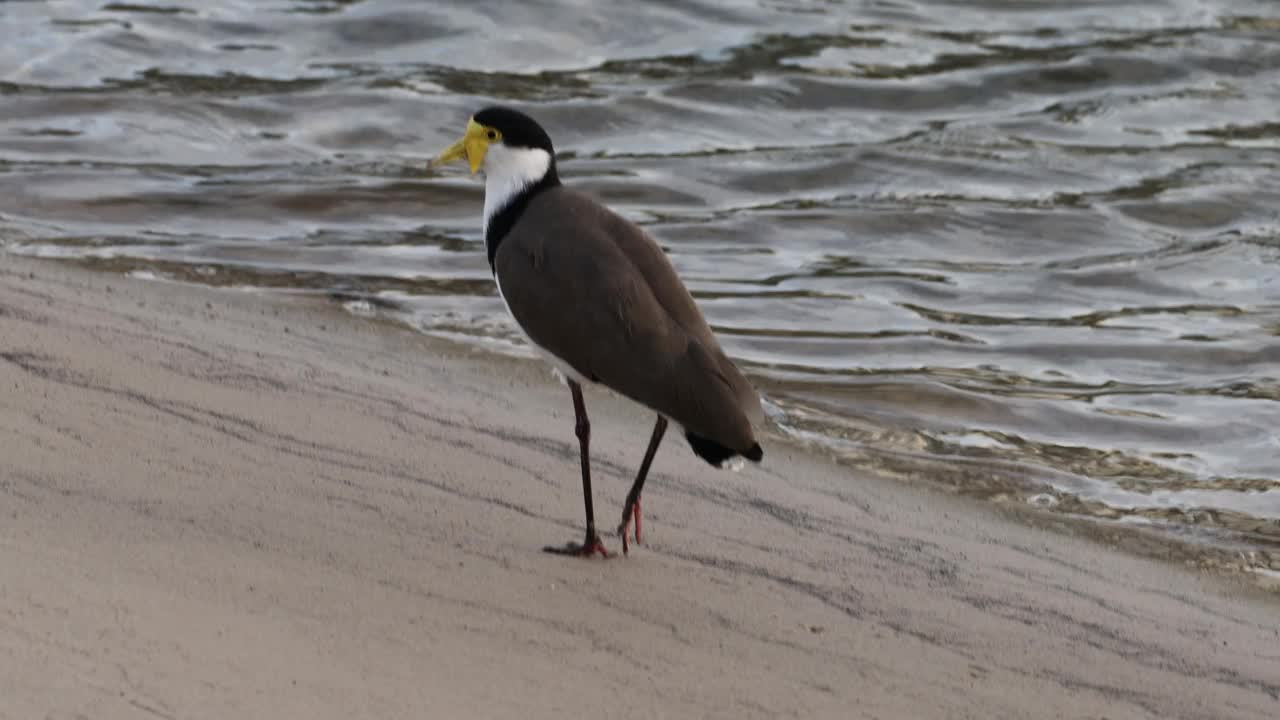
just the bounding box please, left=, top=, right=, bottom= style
left=494, top=187, right=762, bottom=450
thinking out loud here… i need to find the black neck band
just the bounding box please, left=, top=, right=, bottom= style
left=485, top=167, right=560, bottom=271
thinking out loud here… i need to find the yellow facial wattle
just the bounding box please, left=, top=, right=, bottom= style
left=432, top=118, right=501, bottom=174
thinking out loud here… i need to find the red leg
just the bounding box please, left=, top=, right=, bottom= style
left=621, top=496, right=642, bottom=555
left=634, top=496, right=642, bottom=545
left=618, top=416, right=666, bottom=554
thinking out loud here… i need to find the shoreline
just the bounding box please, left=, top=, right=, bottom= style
left=2, top=255, right=1278, bottom=719
left=22, top=252, right=1279, bottom=580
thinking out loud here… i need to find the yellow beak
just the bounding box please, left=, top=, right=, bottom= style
left=432, top=118, right=490, bottom=175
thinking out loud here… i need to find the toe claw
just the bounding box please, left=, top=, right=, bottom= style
left=544, top=533, right=610, bottom=558
left=617, top=497, right=643, bottom=555
left=586, top=535, right=610, bottom=558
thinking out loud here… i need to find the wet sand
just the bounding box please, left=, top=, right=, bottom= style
left=1, top=255, right=1277, bottom=720
left=7, top=0, right=1280, bottom=549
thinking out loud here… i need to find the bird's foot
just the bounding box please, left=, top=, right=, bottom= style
left=543, top=531, right=611, bottom=558
left=617, top=497, right=642, bottom=555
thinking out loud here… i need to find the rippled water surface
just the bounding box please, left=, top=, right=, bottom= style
left=3, top=0, right=1279, bottom=568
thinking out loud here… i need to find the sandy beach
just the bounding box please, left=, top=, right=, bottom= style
left=1, top=255, right=1276, bottom=720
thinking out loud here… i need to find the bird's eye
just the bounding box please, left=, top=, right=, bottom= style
left=486, top=130, right=497, bottom=140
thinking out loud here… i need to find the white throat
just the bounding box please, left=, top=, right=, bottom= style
left=482, top=145, right=553, bottom=236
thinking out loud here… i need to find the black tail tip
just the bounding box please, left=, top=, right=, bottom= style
left=686, top=432, right=764, bottom=468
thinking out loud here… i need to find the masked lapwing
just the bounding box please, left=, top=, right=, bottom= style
left=433, top=107, right=763, bottom=557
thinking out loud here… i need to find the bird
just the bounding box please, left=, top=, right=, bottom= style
left=432, top=106, right=763, bottom=557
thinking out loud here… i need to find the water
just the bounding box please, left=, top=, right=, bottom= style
left=2, top=0, right=1278, bottom=569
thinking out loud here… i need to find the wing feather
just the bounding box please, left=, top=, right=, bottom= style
left=494, top=187, right=761, bottom=450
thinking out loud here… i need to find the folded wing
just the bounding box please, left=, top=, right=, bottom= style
left=493, top=187, right=761, bottom=454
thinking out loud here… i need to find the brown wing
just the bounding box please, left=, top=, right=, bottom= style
left=585, top=194, right=764, bottom=426
left=494, top=186, right=762, bottom=450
